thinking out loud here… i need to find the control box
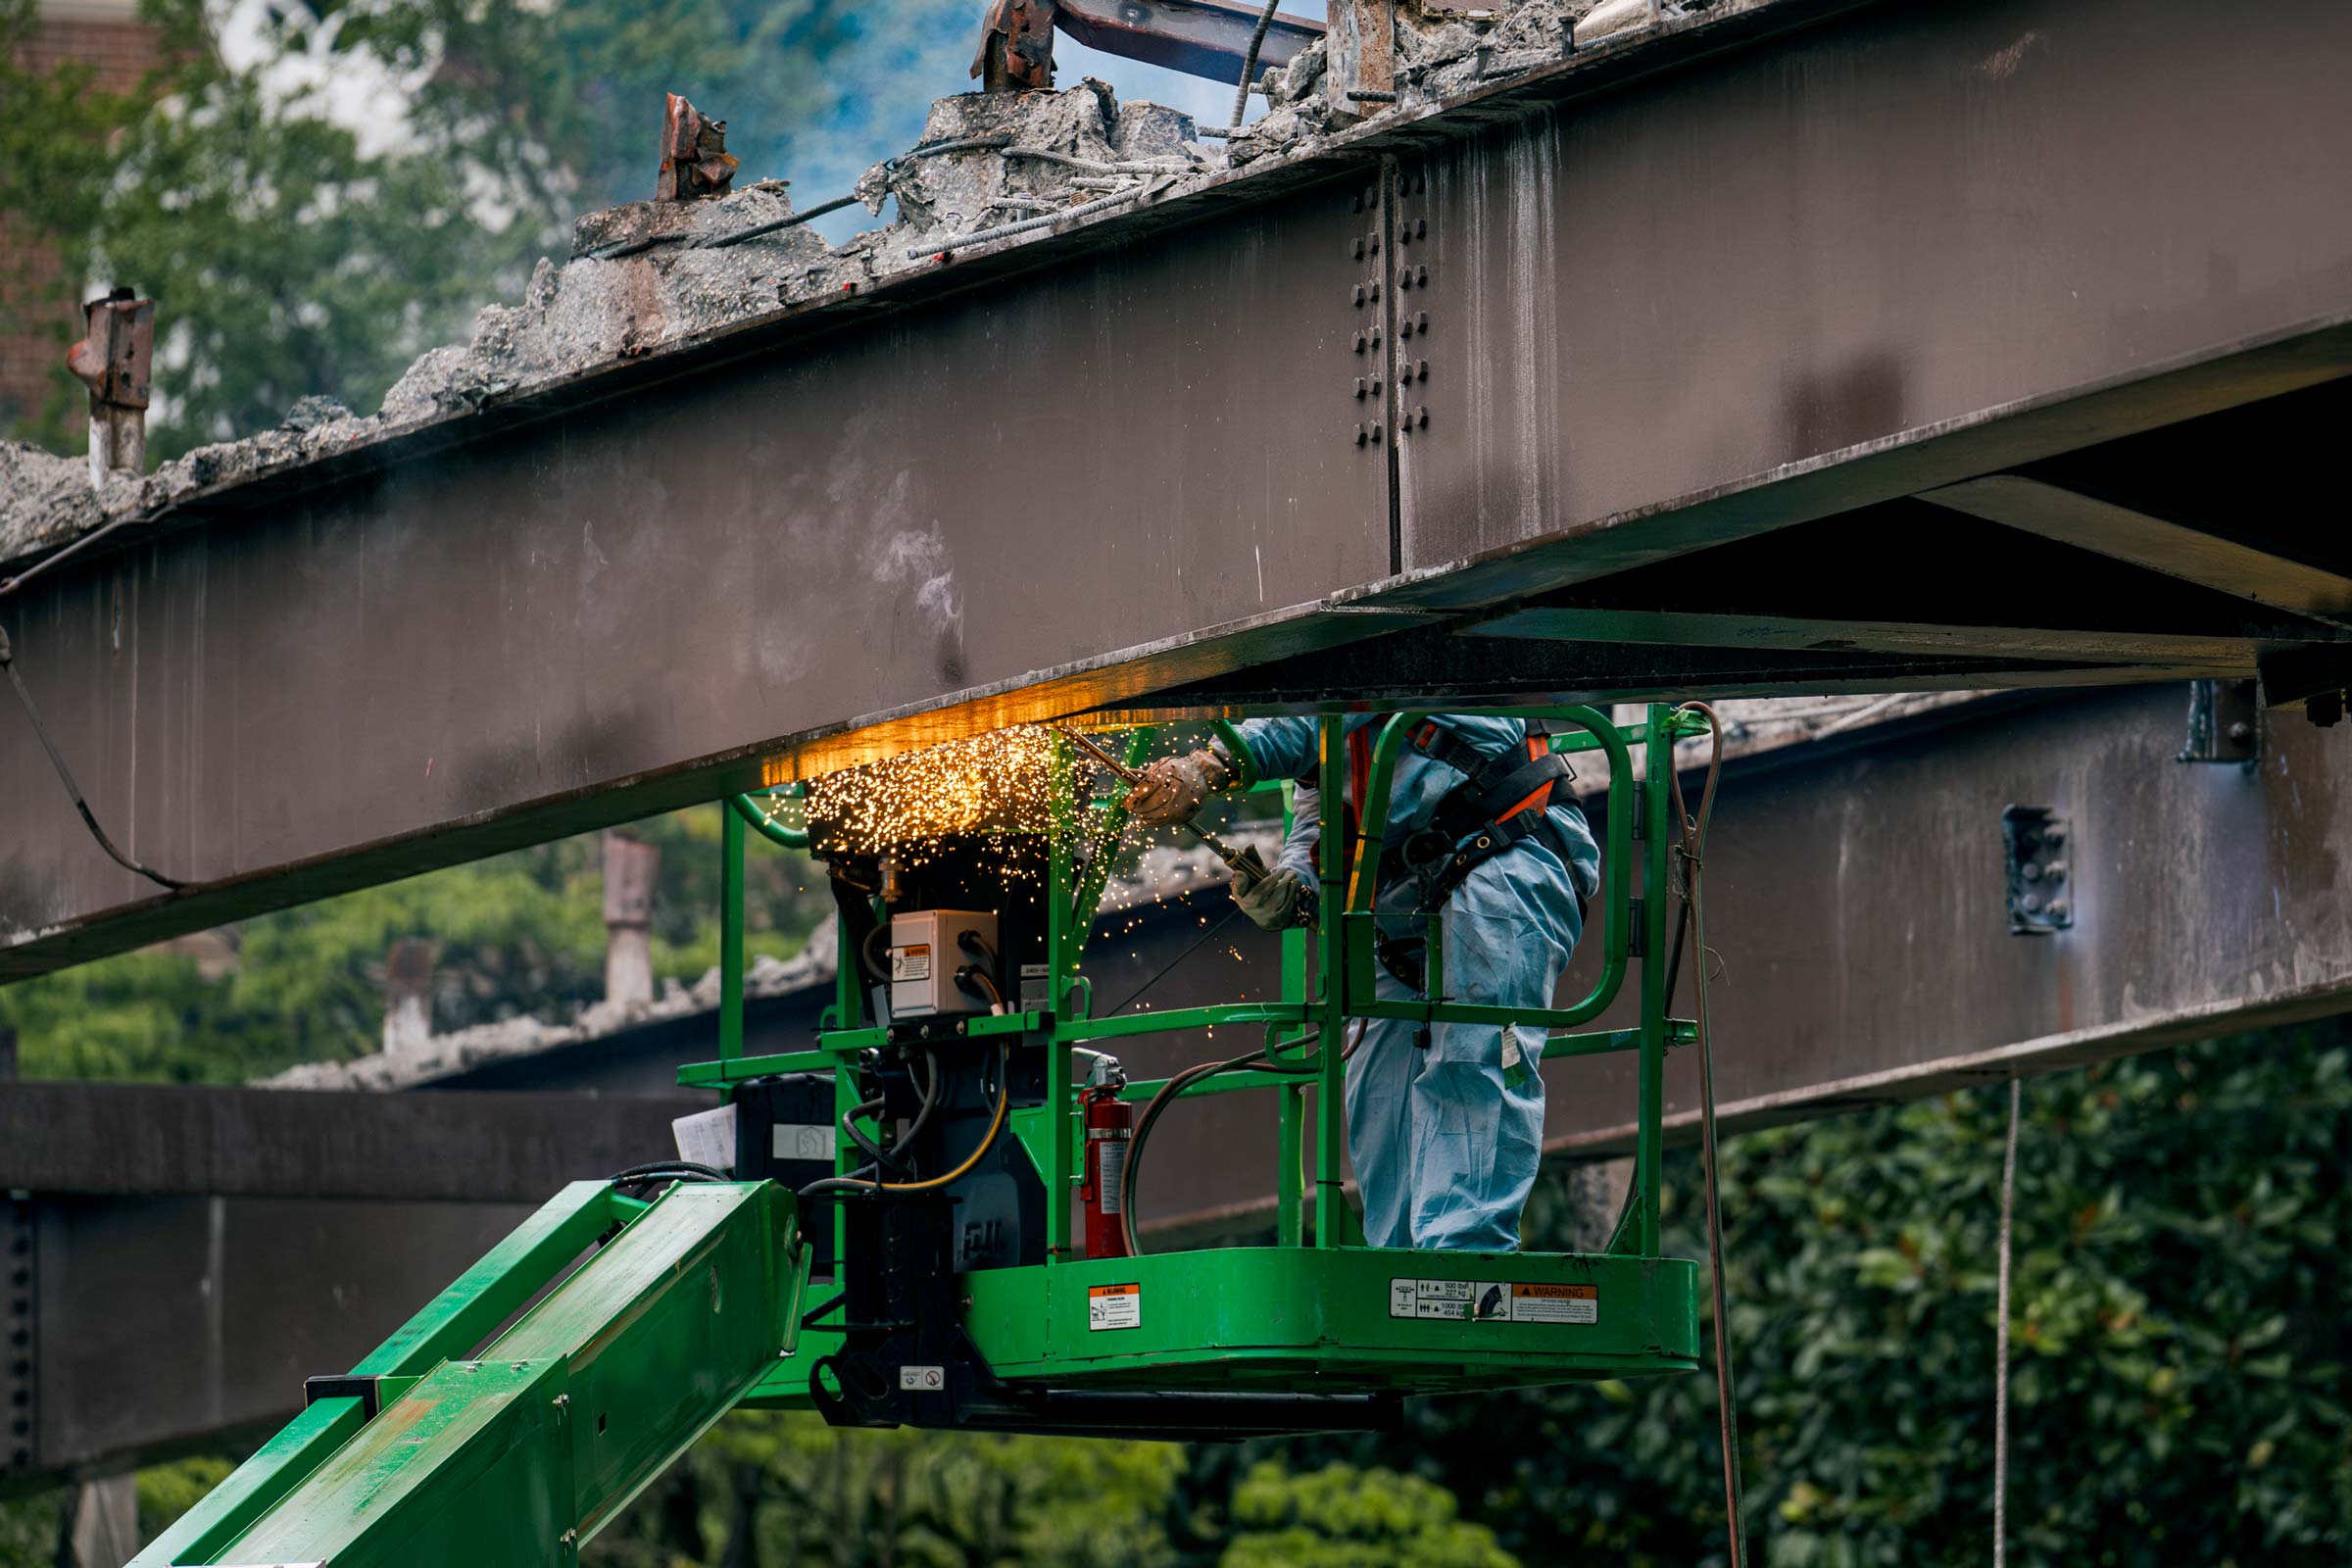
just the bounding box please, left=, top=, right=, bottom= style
left=888, top=909, right=999, bottom=1019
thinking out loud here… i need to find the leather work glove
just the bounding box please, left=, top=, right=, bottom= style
left=1121, top=748, right=1232, bottom=828
left=1234, top=866, right=1316, bottom=931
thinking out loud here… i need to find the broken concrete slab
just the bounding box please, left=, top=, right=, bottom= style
left=0, top=0, right=1727, bottom=579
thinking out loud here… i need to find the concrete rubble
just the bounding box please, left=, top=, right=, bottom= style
left=0, top=0, right=1713, bottom=572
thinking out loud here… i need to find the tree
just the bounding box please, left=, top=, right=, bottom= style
left=1263, top=1020, right=2352, bottom=1568
left=1219, top=1461, right=1517, bottom=1568
left=0, top=0, right=858, bottom=456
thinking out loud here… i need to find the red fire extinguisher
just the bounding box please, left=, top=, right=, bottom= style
left=1080, top=1055, right=1133, bottom=1259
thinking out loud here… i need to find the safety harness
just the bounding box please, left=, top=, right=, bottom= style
left=1337, top=722, right=1587, bottom=992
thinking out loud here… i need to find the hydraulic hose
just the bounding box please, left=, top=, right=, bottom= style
left=1115, top=1020, right=1358, bottom=1256
left=800, top=1041, right=1009, bottom=1200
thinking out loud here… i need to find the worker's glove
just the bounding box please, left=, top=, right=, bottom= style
left=1234, top=866, right=1316, bottom=931
left=1122, top=748, right=1232, bottom=827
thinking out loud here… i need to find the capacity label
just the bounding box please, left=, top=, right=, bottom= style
left=1088, top=1283, right=1142, bottom=1331
left=1388, top=1278, right=1596, bottom=1325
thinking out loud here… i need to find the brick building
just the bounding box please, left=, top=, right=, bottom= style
left=0, top=0, right=161, bottom=437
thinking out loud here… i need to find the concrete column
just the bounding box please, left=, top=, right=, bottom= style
left=1565, top=1156, right=1635, bottom=1252
left=66, top=1473, right=137, bottom=1568
left=381, top=938, right=437, bottom=1054
left=603, top=831, right=661, bottom=1009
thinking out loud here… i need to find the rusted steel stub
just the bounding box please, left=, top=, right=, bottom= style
left=657, top=93, right=738, bottom=201
left=1326, top=0, right=1395, bottom=120
left=973, top=0, right=1059, bottom=90
left=64, top=288, right=153, bottom=484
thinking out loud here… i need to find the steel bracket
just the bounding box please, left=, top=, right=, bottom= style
left=2000, top=806, right=2073, bottom=935
left=2177, top=679, right=2260, bottom=765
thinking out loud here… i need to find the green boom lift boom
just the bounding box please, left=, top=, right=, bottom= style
left=139, top=708, right=1708, bottom=1565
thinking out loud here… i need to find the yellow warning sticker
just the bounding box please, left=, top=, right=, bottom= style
left=1088, top=1282, right=1142, bottom=1331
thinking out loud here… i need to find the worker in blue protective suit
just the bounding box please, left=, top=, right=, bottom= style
left=1123, top=717, right=1600, bottom=1251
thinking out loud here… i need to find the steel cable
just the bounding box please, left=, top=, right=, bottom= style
left=1993, top=1075, right=2021, bottom=1567
left=1, top=629, right=187, bottom=890
left=1669, top=700, right=1743, bottom=1568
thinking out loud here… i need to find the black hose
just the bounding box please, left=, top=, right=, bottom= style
left=1116, top=1032, right=1329, bottom=1257
left=840, top=1097, right=910, bottom=1178
left=608, top=1160, right=734, bottom=1192
left=803, top=1042, right=1008, bottom=1200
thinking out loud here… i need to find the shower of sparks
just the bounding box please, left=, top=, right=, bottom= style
left=751, top=728, right=1276, bottom=1019
left=784, top=724, right=1070, bottom=869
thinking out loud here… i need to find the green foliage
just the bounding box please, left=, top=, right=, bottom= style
left=1221, top=1461, right=1517, bottom=1568
left=586, top=1412, right=1184, bottom=1568
left=1266, top=1021, right=2352, bottom=1568
left=137, top=1454, right=234, bottom=1537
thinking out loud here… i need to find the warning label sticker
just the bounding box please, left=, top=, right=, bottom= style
left=891, top=945, right=931, bottom=982
left=1088, top=1283, right=1142, bottom=1331
left=1505, top=1282, right=1598, bottom=1324
left=1388, top=1278, right=1597, bottom=1325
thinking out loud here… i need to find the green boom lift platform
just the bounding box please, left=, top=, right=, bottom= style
left=139, top=707, right=1707, bottom=1566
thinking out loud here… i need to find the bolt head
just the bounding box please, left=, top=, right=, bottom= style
left=1416, top=358, right=1430, bottom=380
left=2020, top=893, right=2042, bottom=913
left=1398, top=318, right=1414, bottom=338
left=1352, top=236, right=1365, bottom=259
left=1352, top=284, right=1366, bottom=307
left=1353, top=376, right=1367, bottom=399
left=2045, top=899, right=2071, bottom=921
left=1413, top=311, right=1429, bottom=333
left=1354, top=423, right=1368, bottom=446
left=1414, top=406, right=1429, bottom=427
left=2042, top=825, right=2065, bottom=848
left=1352, top=330, right=1366, bottom=353
left=2021, top=862, right=2041, bottom=882
left=1370, top=421, right=1384, bottom=443
left=1371, top=375, right=1383, bottom=395
left=1370, top=280, right=1382, bottom=301
left=1415, top=218, right=1428, bottom=238
left=1415, top=265, right=1428, bottom=285
left=1398, top=267, right=1412, bottom=289
left=1369, top=327, right=1383, bottom=348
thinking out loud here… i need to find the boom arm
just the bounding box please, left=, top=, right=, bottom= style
left=134, top=1180, right=802, bottom=1567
